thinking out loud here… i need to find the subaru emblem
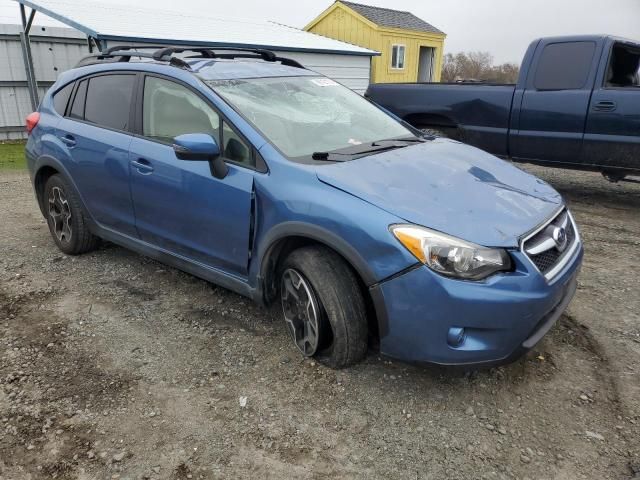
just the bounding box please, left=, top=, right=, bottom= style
left=552, top=227, right=568, bottom=252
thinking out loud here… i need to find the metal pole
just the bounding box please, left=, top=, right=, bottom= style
left=19, top=4, right=39, bottom=110
left=26, top=8, right=35, bottom=32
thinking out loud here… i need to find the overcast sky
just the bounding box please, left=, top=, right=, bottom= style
left=0, top=0, right=638, bottom=64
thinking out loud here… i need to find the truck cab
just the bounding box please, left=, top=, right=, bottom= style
left=366, top=35, right=640, bottom=181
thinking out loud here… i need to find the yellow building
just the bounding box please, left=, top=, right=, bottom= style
left=305, top=1, right=446, bottom=83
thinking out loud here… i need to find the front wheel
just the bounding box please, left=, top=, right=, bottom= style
left=279, top=246, right=368, bottom=369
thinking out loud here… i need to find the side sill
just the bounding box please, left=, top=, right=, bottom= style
left=93, top=225, right=255, bottom=300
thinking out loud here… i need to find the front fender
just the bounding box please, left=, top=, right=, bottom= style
left=256, top=221, right=379, bottom=288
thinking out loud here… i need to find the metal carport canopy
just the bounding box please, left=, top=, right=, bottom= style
left=12, top=0, right=378, bottom=56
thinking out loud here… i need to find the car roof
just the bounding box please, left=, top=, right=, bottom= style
left=56, top=56, right=318, bottom=88
left=186, top=58, right=317, bottom=81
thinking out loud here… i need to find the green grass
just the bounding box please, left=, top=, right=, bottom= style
left=0, top=141, right=27, bottom=170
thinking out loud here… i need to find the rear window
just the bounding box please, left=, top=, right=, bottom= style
left=84, top=75, right=136, bottom=131
left=534, top=42, right=596, bottom=90
left=53, top=82, right=73, bottom=115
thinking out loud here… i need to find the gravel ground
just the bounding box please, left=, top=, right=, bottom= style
left=0, top=164, right=639, bottom=479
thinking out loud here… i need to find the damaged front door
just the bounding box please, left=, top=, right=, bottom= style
left=129, top=75, right=255, bottom=278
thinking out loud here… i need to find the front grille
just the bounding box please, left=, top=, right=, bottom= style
left=522, top=209, right=578, bottom=279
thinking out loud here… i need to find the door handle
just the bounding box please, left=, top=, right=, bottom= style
left=59, top=135, right=76, bottom=147
left=131, top=158, right=154, bottom=174
left=593, top=100, right=617, bottom=112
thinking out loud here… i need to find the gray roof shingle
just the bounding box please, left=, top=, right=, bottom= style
left=339, top=1, right=444, bottom=35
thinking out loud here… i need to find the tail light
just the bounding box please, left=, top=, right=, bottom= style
left=25, top=112, right=40, bottom=135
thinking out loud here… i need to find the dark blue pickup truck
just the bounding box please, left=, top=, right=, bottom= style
left=365, top=35, right=640, bottom=182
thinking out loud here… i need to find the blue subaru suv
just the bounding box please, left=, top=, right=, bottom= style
left=25, top=46, right=583, bottom=368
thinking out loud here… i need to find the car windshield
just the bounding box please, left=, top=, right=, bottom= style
left=207, top=76, right=414, bottom=160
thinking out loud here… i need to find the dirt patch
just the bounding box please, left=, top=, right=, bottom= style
left=0, top=289, right=136, bottom=479
left=0, top=166, right=639, bottom=479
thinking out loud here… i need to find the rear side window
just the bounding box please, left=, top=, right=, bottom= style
left=534, top=42, right=596, bottom=90
left=53, top=82, right=73, bottom=115
left=606, top=43, right=640, bottom=87
left=69, top=79, right=87, bottom=120
left=84, top=75, right=136, bottom=130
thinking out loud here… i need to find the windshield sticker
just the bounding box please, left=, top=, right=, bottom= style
left=311, top=78, right=339, bottom=87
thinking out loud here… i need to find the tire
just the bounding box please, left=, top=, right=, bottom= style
left=601, top=171, right=626, bottom=183
left=420, top=127, right=448, bottom=138
left=44, top=174, right=99, bottom=255
left=279, top=246, right=368, bottom=369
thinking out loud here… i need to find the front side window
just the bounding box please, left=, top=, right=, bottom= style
left=606, top=43, right=640, bottom=88
left=221, top=121, right=252, bottom=166
left=84, top=74, right=136, bottom=130
left=534, top=42, right=596, bottom=90
left=208, top=76, right=412, bottom=160
left=391, top=44, right=406, bottom=69
left=143, top=77, right=254, bottom=168
left=143, top=76, right=220, bottom=144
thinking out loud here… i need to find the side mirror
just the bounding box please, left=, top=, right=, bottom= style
left=173, top=133, right=228, bottom=179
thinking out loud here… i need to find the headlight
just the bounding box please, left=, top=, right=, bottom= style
left=390, top=225, right=512, bottom=280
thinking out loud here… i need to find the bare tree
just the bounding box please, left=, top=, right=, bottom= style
left=441, top=51, right=520, bottom=83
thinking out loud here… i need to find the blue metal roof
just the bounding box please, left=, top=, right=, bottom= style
left=13, top=0, right=379, bottom=56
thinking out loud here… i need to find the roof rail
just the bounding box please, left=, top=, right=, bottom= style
left=151, top=46, right=305, bottom=69
left=74, top=45, right=306, bottom=70
left=75, top=52, right=157, bottom=68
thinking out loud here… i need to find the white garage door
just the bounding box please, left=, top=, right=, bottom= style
left=278, top=51, right=371, bottom=94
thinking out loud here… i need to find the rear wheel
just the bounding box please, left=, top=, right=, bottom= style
left=44, top=175, right=99, bottom=255
left=279, top=246, right=368, bottom=369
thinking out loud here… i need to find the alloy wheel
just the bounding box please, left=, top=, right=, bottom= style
left=48, top=186, right=72, bottom=243
left=280, top=268, right=321, bottom=356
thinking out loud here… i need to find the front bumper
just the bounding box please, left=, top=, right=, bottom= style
left=370, top=244, right=583, bottom=366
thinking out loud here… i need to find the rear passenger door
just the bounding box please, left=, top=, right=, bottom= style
left=511, top=41, right=599, bottom=165
left=128, top=75, right=256, bottom=277
left=56, top=73, right=137, bottom=236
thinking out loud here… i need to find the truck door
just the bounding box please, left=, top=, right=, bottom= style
left=511, top=41, right=599, bottom=165
left=583, top=41, right=640, bottom=173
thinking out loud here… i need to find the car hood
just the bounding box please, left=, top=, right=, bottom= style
left=316, top=139, right=563, bottom=248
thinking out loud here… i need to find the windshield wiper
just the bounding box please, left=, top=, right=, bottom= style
left=312, top=136, right=425, bottom=162
left=372, top=136, right=426, bottom=146
left=312, top=144, right=401, bottom=161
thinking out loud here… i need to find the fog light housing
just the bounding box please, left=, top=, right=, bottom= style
left=447, top=327, right=466, bottom=347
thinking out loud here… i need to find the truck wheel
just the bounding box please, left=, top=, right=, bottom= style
left=44, top=175, right=99, bottom=255
left=279, top=246, right=368, bottom=369
left=602, top=171, right=626, bottom=183
left=420, top=127, right=447, bottom=138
